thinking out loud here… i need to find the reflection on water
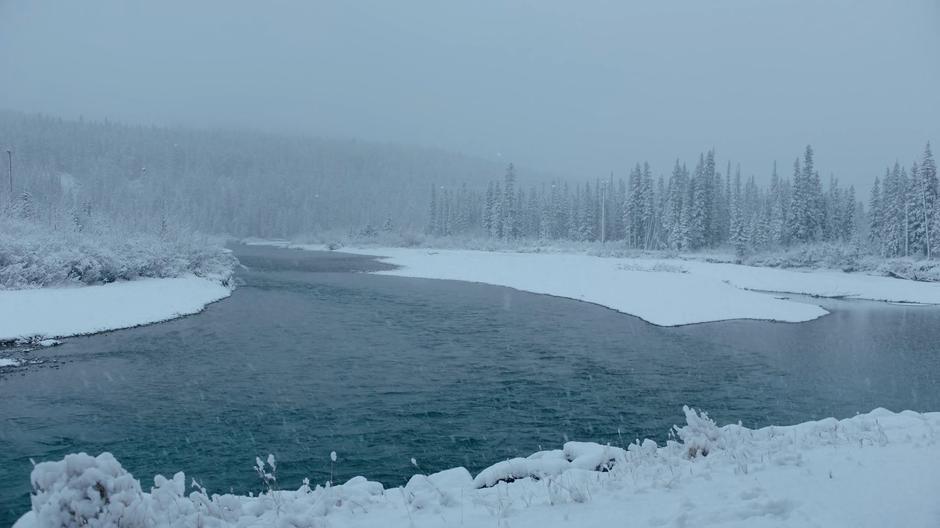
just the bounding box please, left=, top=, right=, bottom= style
left=1, top=245, right=938, bottom=524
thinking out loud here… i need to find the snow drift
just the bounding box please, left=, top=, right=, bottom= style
left=0, top=276, right=232, bottom=342
left=307, top=246, right=940, bottom=326
left=14, top=407, right=940, bottom=528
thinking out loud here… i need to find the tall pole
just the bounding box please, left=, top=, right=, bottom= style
left=6, top=150, right=11, bottom=198
left=924, top=184, right=931, bottom=260
left=600, top=179, right=607, bottom=243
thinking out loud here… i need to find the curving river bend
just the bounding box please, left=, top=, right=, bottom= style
left=1, top=244, right=939, bottom=524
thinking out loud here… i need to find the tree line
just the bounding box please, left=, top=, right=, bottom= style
left=428, top=144, right=937, bottom=259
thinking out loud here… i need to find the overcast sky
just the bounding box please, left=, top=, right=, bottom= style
left=1, top=0, right=938, bottom=187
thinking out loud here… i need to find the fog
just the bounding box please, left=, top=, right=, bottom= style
left=1, top=0, right=938, bottom=184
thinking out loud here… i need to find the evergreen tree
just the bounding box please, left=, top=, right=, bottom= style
left=768, top=162, right=786, bottom=246
left=920, top=142, right=937, bottom=258
left=482, top=181, right=494, bottom=234
left=663, top=160, right=683, bottom=250
left=729, top=166, right=746, bottom=260
left=501, top=163, right=516, bottom=239
left=687, top=158, right=707, bottom=249
left=704, top=150, right=719, bottom=246
left=490, top=181, right=503, bottom=238
left=427, top=184, right=438, bottom=235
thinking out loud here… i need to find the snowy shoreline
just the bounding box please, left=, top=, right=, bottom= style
left=14, top=407, right=940, bottom=528
left=0, top=276, right=232, bottom=345
left=251, top=242, right=940, bottom=326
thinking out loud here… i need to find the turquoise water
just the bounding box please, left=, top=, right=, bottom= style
left=1, top=245, right=939, bottom=524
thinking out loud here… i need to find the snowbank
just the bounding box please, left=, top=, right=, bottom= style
left=687, top=259, right=940, bottom=303
left=334, top=247, right=831, bottom=325
left=282, top=245, right=940, bottom=325
left=14, top=408, right=940, bottom=528
left=0, top=276, right=232, bottom=342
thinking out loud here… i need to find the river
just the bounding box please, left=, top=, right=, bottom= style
left=1, top=244, right=938, bottom=524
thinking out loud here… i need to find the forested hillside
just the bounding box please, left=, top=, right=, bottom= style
left=0, top=111, right=529, bottom=238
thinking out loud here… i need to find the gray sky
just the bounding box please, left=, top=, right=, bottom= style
left=1, top=0, right=938, bottom=187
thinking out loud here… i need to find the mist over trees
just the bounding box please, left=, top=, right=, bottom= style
left=0, top=111, right=532, bottom=238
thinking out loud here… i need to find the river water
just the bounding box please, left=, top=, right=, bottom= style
left=1, top=244, right=939, bottom=523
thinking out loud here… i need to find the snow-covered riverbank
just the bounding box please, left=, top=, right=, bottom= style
left=255, top=243, right=940, bottom=325
left=14, top=407, right=940, bottom=528
left=0, top=276, right=232, bottom=343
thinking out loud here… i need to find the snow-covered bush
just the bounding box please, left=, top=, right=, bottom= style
left=871, top=258, right=940, bottom=282
left=29, top=452, right=148, bottom=528
left=0, top=216, right=235, bottom=289
left=744, top=242, right=863, bottom=272
left=744, top=242, right=940, bottom=281
left=673, top=406, right=722, bottom=458
left=23, top=452, right=386, bottom=528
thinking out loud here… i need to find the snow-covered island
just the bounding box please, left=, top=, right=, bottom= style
left=13, top=407, right=940, bottom=528
left=254, top=242, right=940, bottom=326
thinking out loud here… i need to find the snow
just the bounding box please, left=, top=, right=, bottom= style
left=0, top=357, right=19, bottom=367
left=328, top=247, right=828, bottom=325
left=0, top=276, right=232, bottom=342
left=14, top=407, right=940, bottom=528
left=688, top=259, right=940, bottom=303
left=289, top=245, right=940, bottom=326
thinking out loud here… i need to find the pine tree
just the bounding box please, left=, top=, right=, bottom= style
left=490, top=181, right=503, bottom=238
left=663, top=160, right=683, bottom=250
left=526, top=186, right=539, bottom=239
left=908, top=162, right=927, bottom=255
left=501, top=163, right=516, bottom=239
left=729, top=166, right=746, bottom=260
left=768, top=162, right=786, bottom=246
left=805, top=146, right=823, bottom=241
left=612, top=178, right=625, bottom=241
left=427, top=184, right=438, bottom=235
left=704, top=150, right=719, bottom=246
left=624, top=164, right=640, bottom=247
left=482, top=181, right=494, bottom=234
left=687, top=158, right=708, bottom=249
left=921, top=142, right=937, bottom=258
left=640, top=163, right=655, bottom=248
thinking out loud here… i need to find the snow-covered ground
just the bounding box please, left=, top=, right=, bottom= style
left=14, top=407, right=940, bottom=528
left=258, top=243, right=940, bottom=325
left=0, top=276, right=232, bottom=343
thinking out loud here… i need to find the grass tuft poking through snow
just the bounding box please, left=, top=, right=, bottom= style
left=14, top=408, right=940, bottom=528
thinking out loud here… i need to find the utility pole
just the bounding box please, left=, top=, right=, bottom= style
left=924, top=183, right=931, bottom=260
left=5, top=150, right=11, bottom=199
left=600, top=179, right=607, bottom=243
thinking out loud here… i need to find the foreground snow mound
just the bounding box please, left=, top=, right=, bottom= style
left=16, top=408, right=940, bottom=528
left=28, top=453, right=148, bottom=528
left=0, top=276, right=232, bottom=342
